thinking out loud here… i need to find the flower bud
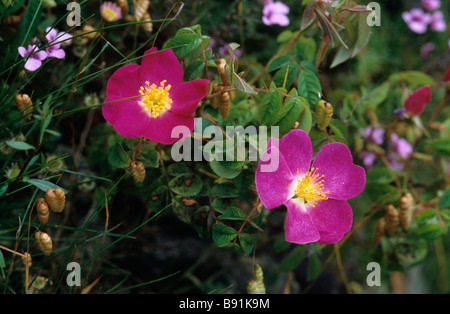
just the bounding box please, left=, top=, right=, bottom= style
left=315, top=100, right=333, bottom=131
left=35, top=231, right=53, bottom=256
left=372, top=217, right=386, bottom=246
left=45, top=188, right=66, bottom=213
left=247, top=264, right=266, bottom=294
left=130, top=161, right=146, bottom=183
left=399, top=193, right=414, bottom=231
left=21, top=252, right=32, bottom=268
left=385, top=204, right=399, bottom=236
left=219, top=91, right=231, bottom=120
left=14, top=93, right=33, bottom=120
left=36, top=198, right=50, bottom=224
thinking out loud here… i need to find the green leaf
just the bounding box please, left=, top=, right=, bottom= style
left=366, top=167, right=396, bottom=184
left=212, top=223, right=237, bottom=246
left=258, top=90, right=281, bottom=125
left=298, top=103, right=312, bottom=133
left=273, top=62, right=300, bottom=89
left=184, top=60, right=205, bottom=81
left=270, top=97, right=304, bottom=136
left=210, top=183, right=239, bottom=198
left=232, top=71, right=257, bottom=95
left=0, top=183, right=8, bottom=197
left=297, top=69, right=321, bottom=106
left=209, top=160, right=242, bottom=179
left=173, top=198, right=194, bottom=224
left=307, top=254, right=322, bottom=282
left=107, top=143, right=130, bottom=168
left=5, top=140, right=35, bottom=150
left=20, top=0, right=41, bottom=45
left=169, top=174, right=203, bottom=196
left=390, top=71, right=435, bottom=87
left=273, top=235, right=291, bottom=253
left=279, top=246, right=306, bottom=273
left=363, top=80, right=392, bottom=109
left=429, top=138, right=450, bottom=156
left=267, top=55, right=292, bottom=72
left=23, top=178, right=63, bottom=192
left=438, top=189, right=450, bottom=209
left=417, top=224, right=445, bottom=240
left=220, top=207, right=247, bottom=220
left=239, top=233, right=259, bottom=256
left=164, top=33, right=202, bottom=59
left=328, top=119, right=348, bottom=142
left=0, top=249, right=5, bottom=276
left=300, top=0, right=317, bottom=31
left=415, top=209, right=438, bottom=224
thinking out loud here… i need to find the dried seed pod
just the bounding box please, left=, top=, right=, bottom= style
left=14, top=93, right=33, bottom=120
left=141, top=11, right=153, bottom=32
left=385, top=204, right=399, bottom=236
left=130, top=161, right=146, bottom=183
left=372, top=217, right=386, bottom=246
left=81, top=24, right=97, bottom=40
left=134, top=0, right=149, bottom=22
left=219, top=91, right=231, bottom=120
left=45, top=188, right=66, bottom=213
left=315, top=100, right=333, bottom=131
left=247, top=264, right=266, bottom=294
left=216, top=58, right=230, bottom=86
left=117, top=0, right=129, bottom=16
left=399, top=193, right=414, bottom=231
left=3, top=14, right=22, bottom=25
left=35, top=231, right=53, bottom=256
left=21, top=252, right=32, bottom=268
left=36, top=198, right=50, bottom=224
left=210, top=83, right=222, bottom=109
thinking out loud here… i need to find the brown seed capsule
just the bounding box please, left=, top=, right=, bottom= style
left=385, top=204, right=399, bottom=236
left=219, top=91, right=231, bottom=120
left=247, top=264, right=266, bottom=294
left=130, top=161, right=146, bottom=183
left=399, top=193, right=414, bottom=231
left=141, top=11, right=153, bottom=32
left=35, top=231, right=53, bottom=256
left=134, top=0, right=149, bottom=22
left=210, top=83, right=222, bottom=109
left=14, top=93, right=33, bottom=120
left=81, top=24, right=97, bottom=40
left=36, top=198, right=50, bottom=224
left=117, top=0, right=129, bottom=16
left=216, top=58, right=230, bottom=86
left=45, top=188, right=66, bottom=213
left=315, top=100, right=333, bottom=131
left=21, top=252, right=32, bottom=268
left=372, top=217, right=386, bottom=246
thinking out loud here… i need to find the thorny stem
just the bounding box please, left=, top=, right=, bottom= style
left=132, top=136, right=144, bottom=162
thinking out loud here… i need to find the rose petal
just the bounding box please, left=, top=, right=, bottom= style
left=169, top=79, right=209, bottom=116
left=308, top=199, right=353, bottom=245
left=284, top=199, right=320, bottom=244
left=312, top=142, right=366, bottom=200
left=255, top=145, right=294, bottom=209
left=109, top=102, right=151, bottom=138
left=273, top=129, right=312, bottom=178
left=141, top=110, right=194, bottom=145
left=404, top=85, right=431, bottom=116
left=106, top=64, right=142, bottom=98
left=140, top=47, right=183, bottom=86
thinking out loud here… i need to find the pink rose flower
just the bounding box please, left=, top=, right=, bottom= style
left=430, top=11, right=446, bottom=32
left=45, top=27, right=72, bottom=59
left=102, top=47, right=209, bottom=144
left=262, top=0, right=290, bottom=26
left=422, top=0, right=441, bottom=11
left=100, top=1, right=122, bottom=22
left=18, top=45, right=47, bottom=71
left=255, top=129, right=366, bottom=245
left=402, top=8, right=431, bottom=34
left=404, top=85, right=431, bottom=116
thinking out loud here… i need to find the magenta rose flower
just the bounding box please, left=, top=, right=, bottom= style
left=255, top=129, right=366, bottom=245
left=404, top=85, right=431, bottom=116
left=102, top=47, right=209, bottom=144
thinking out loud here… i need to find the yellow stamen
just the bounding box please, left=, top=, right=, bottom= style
left=102, top=8, right=117, bottom=22
left=294, top=168, right=329, bottom=207
left=139, top=80, right=172, bottom=118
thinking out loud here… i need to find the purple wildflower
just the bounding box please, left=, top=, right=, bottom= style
left=422, top=0, right=441, bottom=11
left=18, top=45, right=47, bottom=72
left=402, top=8, right=431, bottom=34
left=430, top=11, right=446, bottom=32
left=262, top=0, right=290, bottom=26
left=45, top=27, right=73, bottom=59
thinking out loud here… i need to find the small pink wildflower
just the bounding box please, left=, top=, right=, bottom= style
left=420, top=42, right=435, bottom=58
left=361, top=125, right=384, bottom=145
left=402, top=8, right=431, bottom=34
left=404, top=85, right=431, bottom=116
left=390, top=133, right=413, bottom=160
left=429, top=11, right=446, bottom=32
left=359, top=151, right=376, bottom=170
left=45, top=27, right=72, bottom=59
left=100, top=1, right=122, bottom=22
left=422, top=0, right=441, bottom=11
left=102, top=47, right=209, bottom=144
left=255, top=129, right=366, bottom=245
left=18, top=45, right=47, bottom=71
left=262, top=0, right=290, bottom=26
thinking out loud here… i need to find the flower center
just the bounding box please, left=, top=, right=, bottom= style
left=139, top=80, right=172, bottom=118
left=102, top=8, right=117, bottom=22
left=294, top=168, right=329, bottom=207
